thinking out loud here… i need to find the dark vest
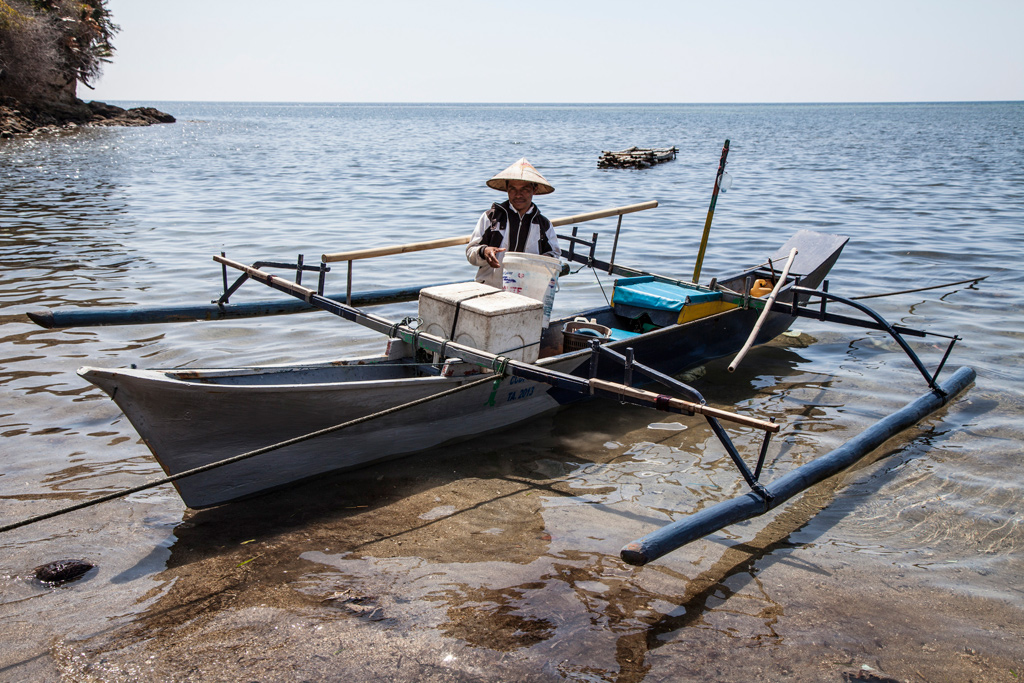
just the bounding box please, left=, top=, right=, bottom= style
left=481, top=201, right=553, bottom=255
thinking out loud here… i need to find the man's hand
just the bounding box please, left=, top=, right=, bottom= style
left=483, top=246, right=506, bottom=268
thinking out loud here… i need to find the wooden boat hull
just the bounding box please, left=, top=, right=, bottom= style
left=80, top=230, right=847, bottom=508
left=80, top=353, right=587, bottom=508
left=78, top=306, right=796, bottom=508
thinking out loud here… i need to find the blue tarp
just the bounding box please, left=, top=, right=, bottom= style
left=607, top=327, right=640, bottom=341
left=612, top=276, right=721, bottom=312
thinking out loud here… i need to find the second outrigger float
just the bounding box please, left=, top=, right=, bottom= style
left=20, top=143, right=975, bottom=566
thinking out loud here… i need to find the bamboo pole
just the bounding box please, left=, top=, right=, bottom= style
left=551, top=200, right=659, bottom=227
left=589, top=379, right=780, bottom=433
left=322, top=235, right=470, bottom=263
left=692, top=140, right=730, bottom=284
left=321, top=201, right=659, bottom=263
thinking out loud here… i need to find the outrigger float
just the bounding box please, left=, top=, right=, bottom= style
left=14, top=143, right=974, bottom=567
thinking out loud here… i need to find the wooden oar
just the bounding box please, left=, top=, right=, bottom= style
left=691, top=140, right=730, bottom=284
left=590, top=379, right=780, bottom=433
left=727, top=247, right=797, bottom=373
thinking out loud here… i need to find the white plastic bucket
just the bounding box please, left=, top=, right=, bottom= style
left=502, top=252, right=560, bottom=326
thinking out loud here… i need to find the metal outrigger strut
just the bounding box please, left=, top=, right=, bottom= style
left=618, top=278, right=973, bottom=566
left=589, top=342, right=776, bottom=506
left=780, top=283, right=962, bottom=393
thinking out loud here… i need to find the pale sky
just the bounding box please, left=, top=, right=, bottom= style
left=88, top=0, right=1023, bottom=103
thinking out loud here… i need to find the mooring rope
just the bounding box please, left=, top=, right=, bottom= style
left=0, top=372, right=498, bottom=534
left=850, top=276, right=987, bottom=300
left=486, top=355, right=511, bottom=407
left=716, top=276, right=986, bottom=304
left=592, top=267, right=611, bottom=306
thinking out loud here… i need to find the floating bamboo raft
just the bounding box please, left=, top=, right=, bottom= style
left=598, top=146, right=678, bottom=169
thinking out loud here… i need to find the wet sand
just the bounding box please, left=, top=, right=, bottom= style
left=3, top=341, right=1021, bottom=683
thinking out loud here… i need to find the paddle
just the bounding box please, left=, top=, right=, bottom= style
left=691, top=140, right=730, bottom=284
left=727, top=247, right=797, bottom=372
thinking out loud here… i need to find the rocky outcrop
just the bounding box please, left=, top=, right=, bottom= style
left=0, top=96, right=175, bottom=138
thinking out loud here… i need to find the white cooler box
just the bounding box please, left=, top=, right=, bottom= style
left=417, top=282, right=543, bottom=363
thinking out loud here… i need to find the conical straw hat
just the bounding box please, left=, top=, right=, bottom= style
left=486, top=158, right=555, bottom=195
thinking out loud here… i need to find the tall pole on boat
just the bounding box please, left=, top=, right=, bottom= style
left=692, top=139, right=730, bottom=284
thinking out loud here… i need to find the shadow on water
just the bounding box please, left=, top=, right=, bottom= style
left=156, top=345, right=816, bottom=558
left=98, top=409, right=609, bottom=648
left=157, top=340, right=813, bottom=568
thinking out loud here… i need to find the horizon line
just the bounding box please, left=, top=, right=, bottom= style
left=88, top=98, right=1023, bottom=106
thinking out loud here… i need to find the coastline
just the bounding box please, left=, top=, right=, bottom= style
left=0, top=97, right=175, bottom=138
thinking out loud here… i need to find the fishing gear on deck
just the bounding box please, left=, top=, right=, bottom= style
left=212, top=255, right=780, bottom=434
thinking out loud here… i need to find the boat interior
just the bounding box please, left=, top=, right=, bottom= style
left=173, top=222, right=845, bottom=387
left=536, top=265, right=795, bottom=360
left=167, top=261, right=801, bottom=387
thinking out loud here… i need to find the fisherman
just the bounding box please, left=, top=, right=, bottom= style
left=466, top=158, right=561, bottom=287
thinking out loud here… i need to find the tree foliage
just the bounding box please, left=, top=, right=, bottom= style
left=0, top=0, right=118, bottom=103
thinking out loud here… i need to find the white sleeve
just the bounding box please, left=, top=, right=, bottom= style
left=542, top=219, right=561, bottom=260
left=466, top=211, right=493, bottom=267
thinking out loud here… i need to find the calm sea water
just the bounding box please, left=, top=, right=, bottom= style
left=1, top=102, right=1022, bottom=680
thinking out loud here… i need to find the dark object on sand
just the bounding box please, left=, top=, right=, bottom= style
left=34, top=558, right=94, bottom=585
left=598, top=146, right=678, bottom=169
left=842, top=668, right=902, bottom=682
